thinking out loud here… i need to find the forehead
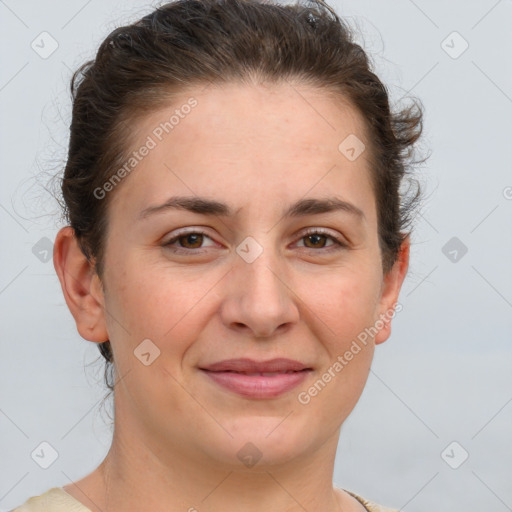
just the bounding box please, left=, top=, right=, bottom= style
left=108, top=81, right=375, bottom=223
left=153, top=80, right=368, bottom=150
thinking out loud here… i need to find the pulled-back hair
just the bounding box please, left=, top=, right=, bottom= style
left=58, top=0, right=425, bottom=392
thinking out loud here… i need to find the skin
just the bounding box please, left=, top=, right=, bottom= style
left=54, top=80, right=409, bottom=512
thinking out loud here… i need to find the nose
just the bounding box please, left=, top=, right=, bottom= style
left=219, top=250, right=300, bottom=339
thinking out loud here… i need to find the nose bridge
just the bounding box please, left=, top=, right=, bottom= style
left=239, top=239, right=285, bottom=304
left=240, top=248, right=283, bottom=301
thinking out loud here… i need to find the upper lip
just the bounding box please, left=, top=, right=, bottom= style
left=200, top=358, right=311, bottom=373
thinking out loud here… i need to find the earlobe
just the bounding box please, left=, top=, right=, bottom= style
left=373, top=236, right=410, bottom=345
left=53, top=226, right=109, bottom=343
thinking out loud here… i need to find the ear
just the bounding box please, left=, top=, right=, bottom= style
left=373, top=235, right=410, bottom=345
left=53, top=226, right=109, bottom=343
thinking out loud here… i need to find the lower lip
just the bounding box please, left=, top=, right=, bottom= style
left=200, top=369, right=311, bottom=399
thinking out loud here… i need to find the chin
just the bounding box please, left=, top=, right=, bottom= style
left=199, top=414, right=319, bottom=471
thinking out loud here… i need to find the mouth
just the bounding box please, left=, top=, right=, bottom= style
left=200, top=357, right=312, bottom=373
left=199, top=359, right=313, bottom=399
left=207, top=370, right=306, bottom=376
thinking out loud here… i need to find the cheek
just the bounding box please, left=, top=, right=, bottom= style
left=297, top=276, right=377, bottom=423
left=300, top=265, right=382, bottom=349
left=101, top=264, right=211, bottom=410
left=104, top=261, right=219, bottom=354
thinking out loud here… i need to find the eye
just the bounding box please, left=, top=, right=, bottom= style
left=163, top=229, right=216, bottom=254
left=162, top=227, right=348, bottom=255
left=295, top=228, right=348, bottom=253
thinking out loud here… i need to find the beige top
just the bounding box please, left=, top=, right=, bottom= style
left=11, top=486, right=399, bottom=512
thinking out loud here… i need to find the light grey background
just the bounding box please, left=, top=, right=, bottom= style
left=1, top=0, right=511, bottom=511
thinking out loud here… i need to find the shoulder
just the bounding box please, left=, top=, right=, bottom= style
left=343, top=489, right=400, bottom=512
left=10, top=487, right=92, bottom=512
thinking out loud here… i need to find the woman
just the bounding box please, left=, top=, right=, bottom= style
left=13, top=0, right=424, bottom=510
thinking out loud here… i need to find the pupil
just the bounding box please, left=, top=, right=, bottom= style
left=182, top=233, right=202, bottom=248
left=307, top=234, right=325, bottom=247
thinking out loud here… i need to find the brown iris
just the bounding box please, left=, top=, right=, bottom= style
left=303, top=233, right=328, bottom=249
left=177, top=233, right=204, bottom=249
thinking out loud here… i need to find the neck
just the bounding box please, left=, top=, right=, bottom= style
left=66, top=393, right=362, bottom=512
left=99, top=431, right=342, bottom=512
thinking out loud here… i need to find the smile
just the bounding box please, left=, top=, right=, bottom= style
left=200, top=368, right=312, bottom=399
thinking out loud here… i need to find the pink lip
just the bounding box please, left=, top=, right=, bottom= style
left=199, top=358, right=312, bottom=399
left=201, top=357, right=310, bottom=373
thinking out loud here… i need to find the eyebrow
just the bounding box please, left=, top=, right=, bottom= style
left=138, top=195, right=365, bottom=222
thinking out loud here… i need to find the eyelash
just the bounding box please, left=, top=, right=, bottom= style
left=162, top=228, right=348, bottom=255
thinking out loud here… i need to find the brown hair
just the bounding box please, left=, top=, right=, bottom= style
left=58, top=0, right=425, bottom=394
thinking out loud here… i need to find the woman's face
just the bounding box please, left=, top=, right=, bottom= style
left=76, top=81, right=408, bottom=470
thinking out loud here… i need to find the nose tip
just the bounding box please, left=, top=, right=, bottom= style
left=219, top=260, right=300, bottom=339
